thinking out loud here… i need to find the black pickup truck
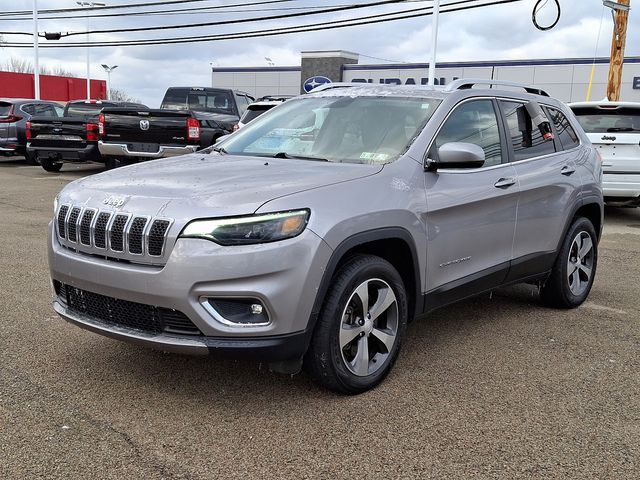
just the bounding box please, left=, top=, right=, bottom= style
left=27, top=100, right=146, bottom=172
left=97, top=87, right=253, bottom=164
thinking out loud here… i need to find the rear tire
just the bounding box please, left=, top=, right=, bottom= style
left=541, top=217, right=597, bottom=308
left=40, top=158, right=62, bottom=172
left=305, top=254, right=408, bottom=394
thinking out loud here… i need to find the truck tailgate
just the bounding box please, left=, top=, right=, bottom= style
left=100, top=108, right=196, bottom=147
left=29, top=116, right=89, bottom=149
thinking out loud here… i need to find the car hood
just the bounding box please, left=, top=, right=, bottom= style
left=61, top=153, right=383, bottom=220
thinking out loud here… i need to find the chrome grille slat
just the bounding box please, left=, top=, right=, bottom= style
left=55, top=204, right=173, bottom=265
left=93, top=212, right=111, bottom=249
left=109, top=214, right=130, bottom=252
left=67, top=207, right=81, bottom=243
left=57, top=205, right=69, bottom=239
left=148, top=219, right=171, bottom=256
left=79, top=209, right=96, bottom=246
left=128, top=217, right=148, bottom=255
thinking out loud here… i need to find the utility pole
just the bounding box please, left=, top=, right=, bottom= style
left=77, top=1, right=106, bottom=100
left=605, top=0, right=631, bottom=101
left=428, top=0, right=441, bottom=87
left=32, top=0, right=40, bottom=100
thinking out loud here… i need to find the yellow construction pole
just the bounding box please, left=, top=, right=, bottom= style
left=606, top=0, right=631, bottom=101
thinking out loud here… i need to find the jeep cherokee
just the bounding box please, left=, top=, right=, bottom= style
left=49, top=80, right=603, bottom=394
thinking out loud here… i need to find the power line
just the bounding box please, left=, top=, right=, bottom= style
left=0, top=0, right=294, bottom=17
left=63, top=0, right=411, bottom=37
left=0, top=0, right=523, bottom=48
left=0, top=3, right=360, bottom=22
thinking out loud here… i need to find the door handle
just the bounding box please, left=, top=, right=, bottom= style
left=561, top=165, right=576, bottom=176
left=494, top=177, right=516, bottom=189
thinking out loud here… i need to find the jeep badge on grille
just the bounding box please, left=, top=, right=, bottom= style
left=103, top=195, right=128, bottom=208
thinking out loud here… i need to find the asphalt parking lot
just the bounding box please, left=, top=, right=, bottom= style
left=1, top=157, right=639, bottom=479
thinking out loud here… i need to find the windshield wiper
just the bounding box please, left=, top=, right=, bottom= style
left=212, top=145, right=227, bottom=154
left=606, top=127, right=640, bottom=132
left=272, top=152, right=329, bottom=162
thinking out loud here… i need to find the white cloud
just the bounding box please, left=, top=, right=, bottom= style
left=1, top=0, right=638, bottom=105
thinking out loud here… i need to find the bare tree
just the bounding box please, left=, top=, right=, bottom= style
left=2, top=56, right=77, bottom=77
left=109, top=88, right=141, bottom=104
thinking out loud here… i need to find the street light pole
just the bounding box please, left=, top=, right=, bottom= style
left=32, top=0, right=40, bottom=99
left=101, top=64, right=118, bottom=99
left=428, top=0, right=441, bottom=87
left=77, top=1, right=106, bottom=100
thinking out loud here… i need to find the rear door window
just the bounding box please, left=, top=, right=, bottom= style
left=434, top=99, right=503, bottom=167
left=548, top=108, right=579, bottom=150
left=499, top=100, right=556, bottom=161
left=21, top=104, right=35, bottom=116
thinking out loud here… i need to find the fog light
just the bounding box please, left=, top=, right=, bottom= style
left=250, top=304, right=263, bottom=315
left=202, top=298, right=270, bottom=326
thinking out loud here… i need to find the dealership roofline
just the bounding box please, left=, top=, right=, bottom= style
left=212, top=56, right=640, bottom=73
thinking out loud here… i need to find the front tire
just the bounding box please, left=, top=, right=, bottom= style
left=541, top=217, right=597, bottom=308
left=40, top=158, right=62, bottom=172
left=305, top=254, right=408, bottom=394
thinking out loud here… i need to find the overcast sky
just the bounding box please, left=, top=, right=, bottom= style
left=1, top=0, right=638, bottom=106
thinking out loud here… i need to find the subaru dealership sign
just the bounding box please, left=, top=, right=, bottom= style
left=303, top=76, right=332, bottom=93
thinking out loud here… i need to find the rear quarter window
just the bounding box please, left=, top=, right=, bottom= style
left=0, top=102, right=13, bottom=116
left=548, top=108, right=579, bottom=150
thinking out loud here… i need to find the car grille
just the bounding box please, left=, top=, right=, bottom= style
left=56, top=204, right=172, bottom=264
left=55, top=281, right=202, bottom=336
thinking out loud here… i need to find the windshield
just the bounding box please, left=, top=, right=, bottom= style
left=220, top=96, right=440, bottom=164
left=572, top=107, right=640, bottom=133
left=161, top=88, right=235, bottom=115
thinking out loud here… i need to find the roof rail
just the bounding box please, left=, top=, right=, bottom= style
left=444, top=78, right=550, bottom=97
left=308, top=82, right=364, bottom=93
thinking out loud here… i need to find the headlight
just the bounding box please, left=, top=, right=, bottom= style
left=53, top=194, right=59, bottom=214
left=180, top=209, right=310, bottom=246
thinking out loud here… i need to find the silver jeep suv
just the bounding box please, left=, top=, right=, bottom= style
left=49, top=80, right=603, bottom=394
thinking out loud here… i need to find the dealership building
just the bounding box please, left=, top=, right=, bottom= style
left=212, top=50, right=640, bottom=102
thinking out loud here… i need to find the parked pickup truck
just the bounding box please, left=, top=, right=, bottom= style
left=27, top=99, right=147, bottom=172
left=97, top=87, right=253, bottom=164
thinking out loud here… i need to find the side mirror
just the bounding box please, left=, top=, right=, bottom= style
left=427, top=142, right=485, bottom=170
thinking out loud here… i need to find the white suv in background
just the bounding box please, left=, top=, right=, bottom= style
left=234, top=96, right=292, bottom=131
left=570, top=102, right=640, bottom=206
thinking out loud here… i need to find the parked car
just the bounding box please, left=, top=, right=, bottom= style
left=569, top=101, right=640, bottom=206
left=49, top=80, right=602, bottom=394
left=27, top=99, right=147, bottom=172
left=0, top=98, right=63, bottom=164
left=234, top=95, right=293, bottom=131
left=97, top=87, right=254, bottom=165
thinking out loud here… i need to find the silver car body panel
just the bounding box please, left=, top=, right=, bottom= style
left=49, top=85, right=603, bottom=358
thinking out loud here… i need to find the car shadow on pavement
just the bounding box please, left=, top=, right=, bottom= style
left=57, top=283, right=551, bottom=403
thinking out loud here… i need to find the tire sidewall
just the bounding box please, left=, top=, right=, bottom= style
left=321, top=257, right=408, bottom=392
left=557, top=217, right=598, bottom=306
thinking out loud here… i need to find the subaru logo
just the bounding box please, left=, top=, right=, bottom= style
left=139, top=119, right=150, bottom=131
left=303, top=76, right=332, bottom=93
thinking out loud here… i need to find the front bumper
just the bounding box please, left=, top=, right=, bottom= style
left=48, top=223, right=332, bottom=359
left=53, top=300, right=309, bottom=359
left=27, top=143, right=100, bottom=163
left=98, top=140, right=198, bottom=159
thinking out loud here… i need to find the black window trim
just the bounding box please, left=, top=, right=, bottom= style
left=496, top=97, right=569, bottom=164
left=424, top=96, right=510, bottom=172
